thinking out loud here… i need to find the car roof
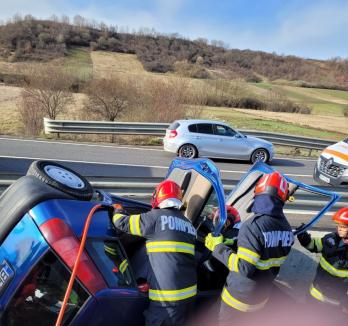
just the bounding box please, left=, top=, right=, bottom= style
left=175, top=119, right=231, bottom=126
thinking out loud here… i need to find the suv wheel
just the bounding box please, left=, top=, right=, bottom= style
left=27, top=160, right=94, bottom=200
left=251, top=149, right=269, bottom=164
left=178, top=144, right=198, bottom=159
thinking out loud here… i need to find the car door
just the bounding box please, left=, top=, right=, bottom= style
left=213, top=124, right=251, bottom=159
left=193, top=123, right=219, bottom=157
left=165, top=158, right=228, bottom=302
left=225, top=162, right=341, bottom=234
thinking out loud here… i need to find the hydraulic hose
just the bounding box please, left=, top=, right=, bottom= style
left=56, top=204, right=107, bottom=326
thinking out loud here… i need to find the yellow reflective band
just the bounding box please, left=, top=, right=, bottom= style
left=113, top=213, right=125, bottom=223
left=129, top=214, right=141, bottom=236
left=319, top=256, right=348, bottom=278
left=237, top=247, right=260, bottom=265
left=256, top=256, right=287, bottom=270
left=221, top=287, right=268, bottom=312
left=309, top=284, right=340, bottom=306
left=307, top=238, right=323, bottom=251
left=104, top=245, right=117, bottom=256
left=227, top=253, right=239, bottom=272
left=146, top=241, right=194, bottom=255
left=119, top=259, right=128, bottom=273
left=315, top=238, right=323, bottom=251
left=149, top=285, right=197, bottom=302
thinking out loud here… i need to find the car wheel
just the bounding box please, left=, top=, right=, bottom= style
left=251, top=148, right=269, bottom=164
left=178, top=144, right=198, bottom=159
left=27, top=160, right=93, bottom=200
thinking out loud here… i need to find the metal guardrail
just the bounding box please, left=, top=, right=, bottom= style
left=1, top=175, right=347, bottom=215
left=44, top=118, right=335, bottom=151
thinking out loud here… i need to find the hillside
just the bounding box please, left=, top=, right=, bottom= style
left=0, top=49, right=347, bottom=142
left=1, top=17, right=348, bottom=90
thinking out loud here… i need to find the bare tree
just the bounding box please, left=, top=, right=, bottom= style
left=83, top=77, right=132, bottom=122
left=21, top=65, right=74, bottom=120
left=18, top=92, right=45, bottom=136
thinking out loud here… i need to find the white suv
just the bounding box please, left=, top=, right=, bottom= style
left=163, top=119, right=274, bottom=163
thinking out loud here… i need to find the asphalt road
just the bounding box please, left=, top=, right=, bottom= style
left=0, top=137, right=318, bottom=184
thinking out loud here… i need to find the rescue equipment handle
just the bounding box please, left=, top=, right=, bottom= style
left=55, top=204, right=110, bottom=326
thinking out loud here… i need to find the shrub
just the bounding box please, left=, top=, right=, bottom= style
left=343, top=106, right=348, bottom=117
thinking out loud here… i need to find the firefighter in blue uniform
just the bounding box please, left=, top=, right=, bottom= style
left=297, top=207, right=348, bottom=315
left=111, top=179, right=197, bottom=326
left=205, top=171, right=294, bottom=323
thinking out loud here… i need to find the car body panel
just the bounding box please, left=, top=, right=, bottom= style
left=163, top=119, right=274, bottom=162
left=166, top=158, right=227, bottom=235
left=0, top=214, right=49, bottom=309
left=226, top=162, right=341, bottom=235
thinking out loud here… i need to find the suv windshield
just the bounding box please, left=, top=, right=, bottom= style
left=2, top=251, right=89, bottom=326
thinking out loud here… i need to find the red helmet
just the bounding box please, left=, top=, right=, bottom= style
left=332, top=207, right=348, bottom=225
left=226, top=206, right=241, bottom=225
left=212, top=205, right=240, bottom=227
left=151, top=180, right=183, bottom=209
left=255, top=171, right=288, bottom=202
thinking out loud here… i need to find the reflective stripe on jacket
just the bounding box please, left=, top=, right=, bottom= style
left=113, top=208, right=197, bottom=306
left=302, top=232, right=348, bottom=304
left=213, top=213, right=293, bottom=308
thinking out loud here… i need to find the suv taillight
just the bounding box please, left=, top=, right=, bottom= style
left=39, top=218, right=107, bottom=294
left=168, top=130, right=178, bottom=138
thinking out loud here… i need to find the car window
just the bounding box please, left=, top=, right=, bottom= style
left=2, top=251, right=89, bottom=326
left=214, top=124, right=236, bottom=137
left=188, top=124, right=197, bottom=133
left=168, top=122, right=180, bottom=130
left=86, top=239, right=135, bottom=288
left=196, top=124, right=214, bottom=134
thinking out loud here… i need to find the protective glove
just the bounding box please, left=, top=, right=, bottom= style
left=111, top=204, right=126, bottom=224
left=205, top=233, right=223, bottom=251
left=223, top=238, right=235, bottom=246
left=297, top=231, right=311, bottom=247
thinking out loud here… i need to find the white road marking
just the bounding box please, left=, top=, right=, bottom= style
left=0, top=137, right=165, bottom=152
left=0, top=154, right=315, bottom=178
left=0, top=137, right=317, bottom=161
left=0, top=155, right=168, bottom=169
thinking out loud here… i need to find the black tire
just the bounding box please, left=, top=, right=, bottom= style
left=178, top=144, right=198, bottom=159
left=26, top=161, right=93, bottom=201
left=250, top=148, right=269, bottom=164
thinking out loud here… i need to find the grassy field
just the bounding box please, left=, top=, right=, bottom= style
left=251, top=82, right=348, bottom=116
left=63, top=47, right=93, bottom=81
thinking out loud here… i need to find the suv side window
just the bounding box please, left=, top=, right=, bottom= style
left=188, top=124, right=197, bottom=133
left=2, top=251, right=89, bottom=325
left=215, top=124, right=236, bottom=137
left=196, top=124, right=214, bottom=134
left=86, top=239, right=135, bottom=288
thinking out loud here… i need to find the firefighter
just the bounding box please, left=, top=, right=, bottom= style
left=297, top=207, right=348, bottom=314
left=111, top=179, right=197, bottom=326
left=205, top=171, right=294, bottom=324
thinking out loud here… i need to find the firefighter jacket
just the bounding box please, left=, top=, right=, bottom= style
left=212, top=194, right=294, bottom=312
left=112, top=208, right=197, bottom=306
left=300, top=231, right=348, bottom=307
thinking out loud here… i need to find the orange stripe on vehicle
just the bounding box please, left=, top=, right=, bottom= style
left=323, top=149, right=348, bottom=162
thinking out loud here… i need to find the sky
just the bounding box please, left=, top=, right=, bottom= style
left=0, top=0, right=347, bottom=60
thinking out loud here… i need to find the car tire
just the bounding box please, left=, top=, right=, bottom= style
left=178, top=144, right=198, bottom=159
left=27, top=160, right=94, bottom=200
left=250, top=148, right=269, bottom=164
